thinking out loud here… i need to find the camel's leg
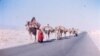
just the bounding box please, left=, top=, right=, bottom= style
left=34, top=35, right=37, bottom=42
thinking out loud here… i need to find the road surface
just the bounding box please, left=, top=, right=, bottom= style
left=0, top=32, right=100, bottom=56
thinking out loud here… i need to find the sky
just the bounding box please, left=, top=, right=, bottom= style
left=0, top=0, right=100, bottom=31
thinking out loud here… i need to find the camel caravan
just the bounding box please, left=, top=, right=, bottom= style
left=25, top=17, right=78, bottom=43
left=42, top=24, right=78, bottom=40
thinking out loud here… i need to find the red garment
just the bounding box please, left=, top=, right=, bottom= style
left=38, top=30, right=44, bottom=42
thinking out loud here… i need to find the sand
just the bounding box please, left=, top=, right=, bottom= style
left=88, top=30, right=100, bottom=51
left=0, top=29, right=33, bottom=49
left=0, top=28, right=100, bottom=51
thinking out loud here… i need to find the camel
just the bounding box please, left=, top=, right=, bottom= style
left=55, top=26, right=66, bottom=39
left=63, top=28, right=69, bottom=37
left=68, top=28, right=78, bottom=37
left=42, top=24, right=53, bottom=40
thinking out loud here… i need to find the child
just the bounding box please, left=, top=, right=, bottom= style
left=38, top=29, right=44, bottom=43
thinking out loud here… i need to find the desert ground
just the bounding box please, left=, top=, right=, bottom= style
left=0, top=29, right=100, bottom=56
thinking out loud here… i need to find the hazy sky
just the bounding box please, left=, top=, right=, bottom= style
left=0, top=0, right=100, bottom=31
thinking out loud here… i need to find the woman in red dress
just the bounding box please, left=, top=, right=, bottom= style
left=38, top=29, right=44, bottom=43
